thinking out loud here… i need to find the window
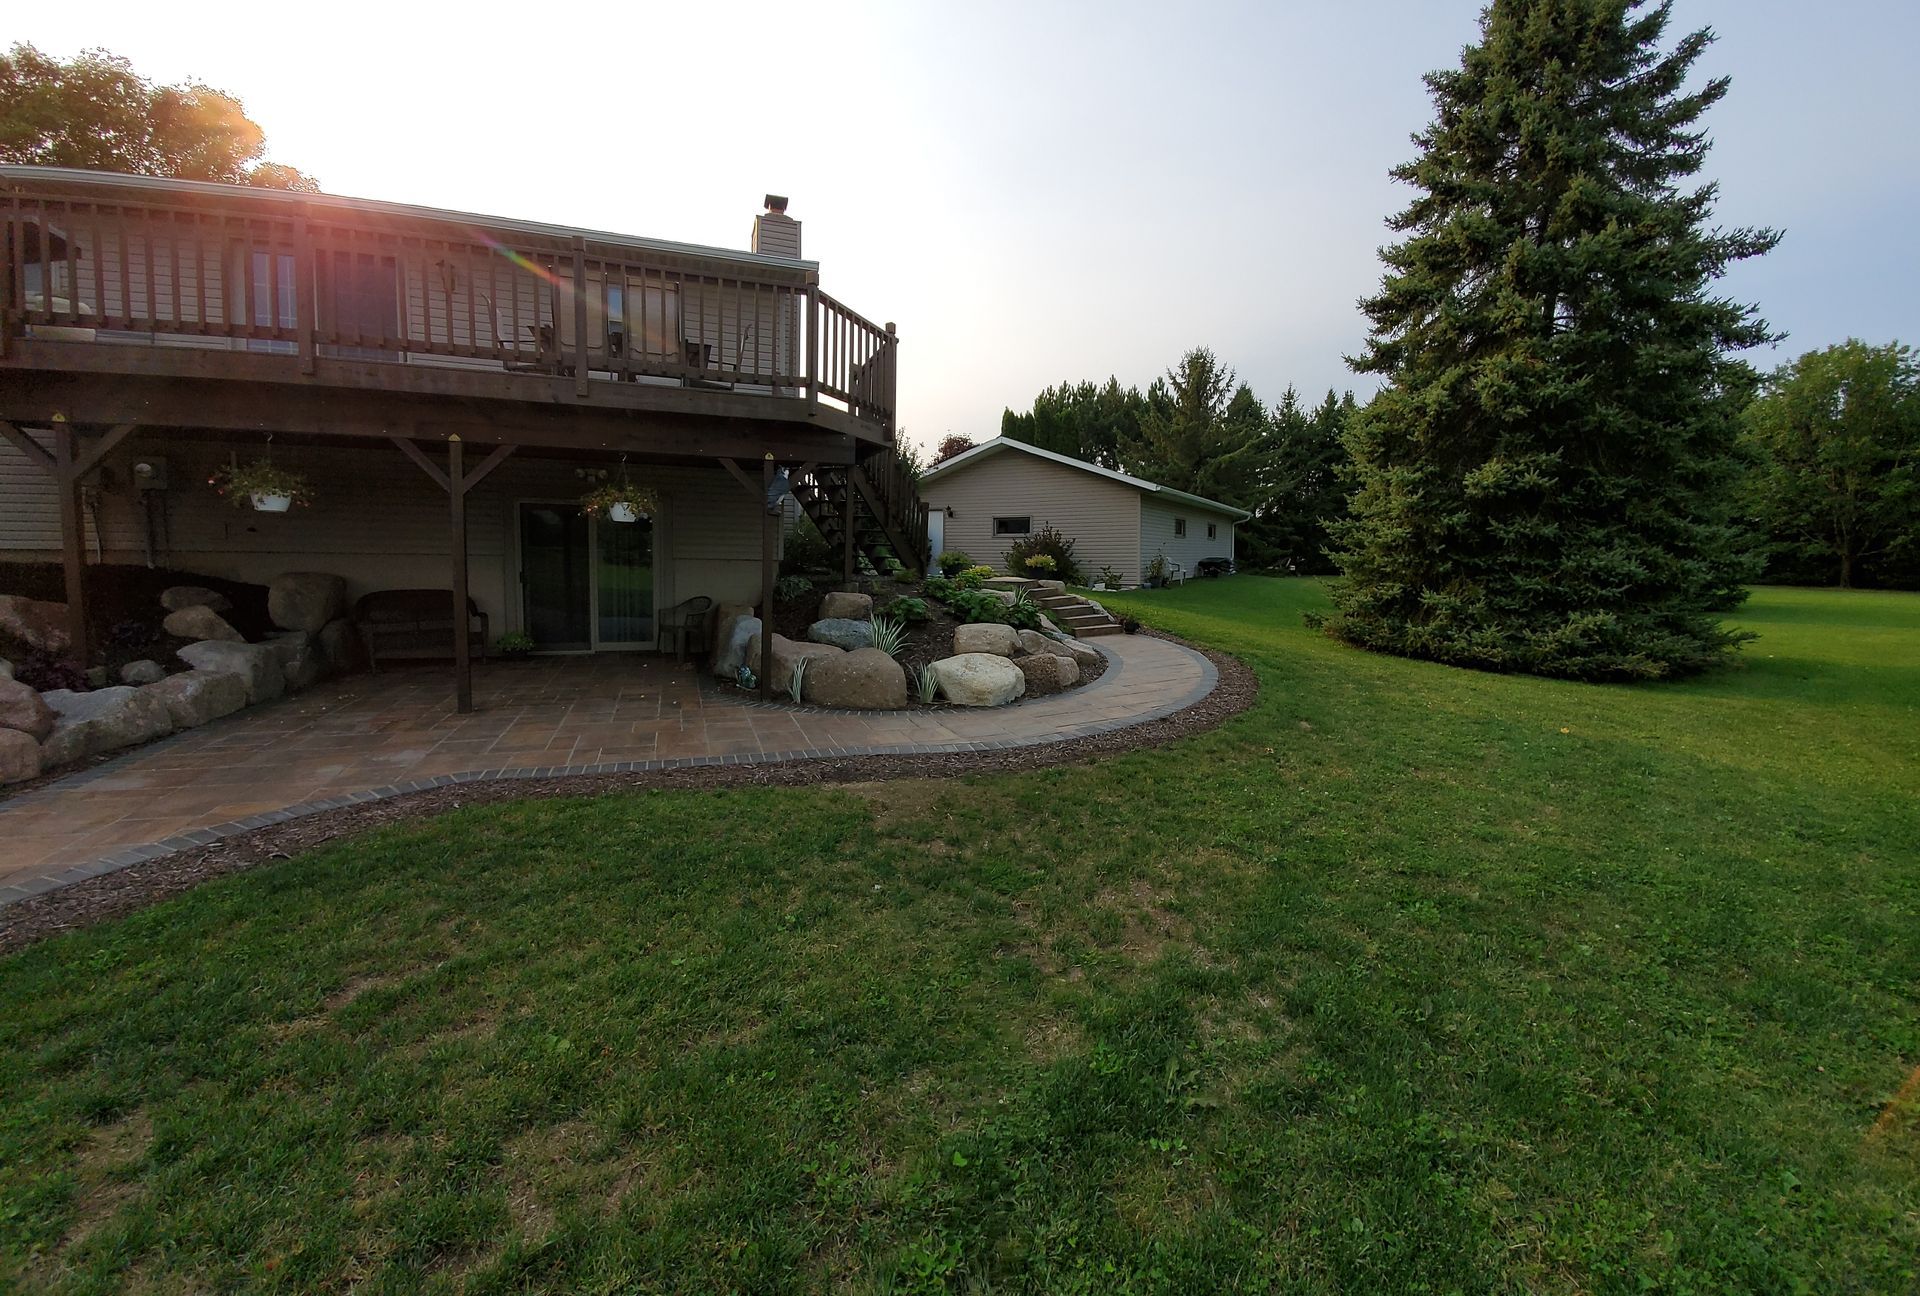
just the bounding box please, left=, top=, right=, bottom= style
left=1207, top=522, right=1217, bottom=540
left=1173, top=517, right=1187, bottom=538
left=993, top=516, right=1031, bottom=536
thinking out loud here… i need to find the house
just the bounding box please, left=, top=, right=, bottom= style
left=0, top=168, right=927, bottom=707
left=917, top=437, right=1248, bottom=587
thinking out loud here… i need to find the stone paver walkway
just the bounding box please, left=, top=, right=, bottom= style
left=0, top=634, right=1214, bottom=903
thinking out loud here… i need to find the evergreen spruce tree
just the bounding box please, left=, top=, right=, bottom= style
left=1325, top=0, right=1777, bottom=680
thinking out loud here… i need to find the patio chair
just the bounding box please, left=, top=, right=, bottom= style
left=660, top=596, right=714, bottom=662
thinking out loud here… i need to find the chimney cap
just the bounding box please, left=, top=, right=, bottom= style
left=763, top=194, right=789, bottom=214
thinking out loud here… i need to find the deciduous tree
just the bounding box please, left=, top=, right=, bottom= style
left=0, top=43, right=317, bottom=190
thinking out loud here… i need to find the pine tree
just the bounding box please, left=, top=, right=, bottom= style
left=1119, top=348, right=1273, bottom=505
left=1248, top=388, right=1357, bottom=573
left=1324, top=0, right=1777, bottom=680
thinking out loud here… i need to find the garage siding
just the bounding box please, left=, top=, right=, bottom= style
left=917, top=451, right=1143, bottom=584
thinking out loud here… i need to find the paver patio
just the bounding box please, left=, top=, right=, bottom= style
left=0, top=634, right=1214, bottom=902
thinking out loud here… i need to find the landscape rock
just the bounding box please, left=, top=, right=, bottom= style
left=0, top=657, right=12, bottom=680
left=85, top=667, right=109, bottom=689
left=163, top=605, right=243, bottom=642
left=177, top=640, right=286, bottom=704
left=0, top=728, right=40, bottom=784
left=0, top=677, right=56, bottom=740
left=1014, top=652, right=1080, bottom=696
left=119, top=659, right=166, bottom=686
left=39, top=686, right=175, bottom=766
left=804, top=647, right=907, bottom=710
left=265, top=631, right=326, bottom=691
left=1016, top=629, right=1061, bottom=657
left=1060, top=638, right=1102, bottom=667
left=714, top=616, right=762, bottom=679
left=745, top=633, right=844, bottom=696
left=977, top=588, right=1016, bottom=606
left=1030, top=580, right=1066, bottom=595
left=1039, top=615, right=1061, bottom=634
left=819, top=590, right=873, bottom=621
left=711, top=605, right=757, bottom=677
left=808, top=617, right=875, bottom=651
left=954, top=623, right=1020, bottom=657
left=159, top=585, right=232, bottom=614
left=268, top=571, right=347, bottom=633
left=0, top=594, right=70, bottom=653
left=317, top=618, right=365, bottom=674
left=141, top=669, right=248, bottom=730
left=930, top=653, right=1026, bottom=707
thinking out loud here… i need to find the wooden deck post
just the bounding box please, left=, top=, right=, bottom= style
left=449, top=435, right=472, bottom=714
left=51, top=416, right=90, bottom=669
left=842, top=469, right=855, bottom=587
left=761, top=454, right=776, bottom=702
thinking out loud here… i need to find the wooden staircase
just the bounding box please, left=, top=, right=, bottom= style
left=792, top=449, right=931, bottom=577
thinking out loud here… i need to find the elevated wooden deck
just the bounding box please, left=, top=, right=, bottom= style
left=0, top=167, right=896, bottom=460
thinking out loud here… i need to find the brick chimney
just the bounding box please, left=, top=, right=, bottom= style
left=751, top=194, right=801, bottom=258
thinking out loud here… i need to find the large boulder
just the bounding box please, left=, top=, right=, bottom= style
left=0, top=677, right=56, bottom=740
left=1014, top=652, right=1080, bottom=696
left=930, top=653, right=1026, bottom=707
left=709, top=603, right=756, bottom=672
left=142, top=669, right=248, bottom=730
left=177, top=640, right=285, bottom=704
left=714, top=615, right=762, bottom=680
left=268, top=572, right=347, bottom=633
left=0, top=595, right=69, bottom=654
left=159, top=585, right=232, bottom=614
left=954, top=623, right=1020, bottom=657
left=804, top=647, right=907, bottom=710
left=0, top=729, right=41, bottom=785
left=0, top=657, right=11, bottom=680
left=163, top=605, right=243, bottom=642
left=819, top=590, right=873, bottom=621
left=39, top=686, right=175, bottom=766
left=745, top=633, right=843, bottom=696
left=808, top=618, right=874, bottom=652
left=317, top=617, right=365, bottom=674
left=119, top=659, right=166, bottom=686
left=1060, top=638, right=1102, bottom=668
left=263, top=631, right=326, bottom=691
left=1015, top=629, right=1060, bottom=657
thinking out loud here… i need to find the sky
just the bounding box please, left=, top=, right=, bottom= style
left=10, top=1, right=1917, bottom=455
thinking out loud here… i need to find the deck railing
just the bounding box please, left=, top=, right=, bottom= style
left=0, top=170, right=896, bottom=435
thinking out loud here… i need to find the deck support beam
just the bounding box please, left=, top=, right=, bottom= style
left=842, top=469, right=855, bottom=587
left=52, top=418, right=89, bottom=670
left=719, top=455, right=780, bottom=702
left=3, top=417, right=139, bottom=669
left=392, top=434, right=517, bottom=714
left=761, top=455, right=776, bottom=702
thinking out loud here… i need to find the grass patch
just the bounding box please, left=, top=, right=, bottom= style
left=2, top=581, right=1916, bottom=1292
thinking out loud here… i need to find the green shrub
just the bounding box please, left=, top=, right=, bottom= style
left=881, top=595, right=929, bottom=623
left=775, top=574, right=814, bottom=601
left=952, top=565, right=995, bottom=591
left=936, top=550, right=974, bottom=577
left=782, top=516, right=834, bottom=575
left=1004, top=523, right=1083, bottom=584
left=1021, top=553, right=1058, bottom=575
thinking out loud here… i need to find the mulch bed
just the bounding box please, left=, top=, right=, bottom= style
left=0, top=631, right=1255, bottom=956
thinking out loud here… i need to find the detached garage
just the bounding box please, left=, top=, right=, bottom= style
left=918, top=437, right=1248, bottom=587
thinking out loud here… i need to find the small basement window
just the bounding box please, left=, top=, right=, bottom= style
left=1173, top=518, right=1187, bottom=538
left=1207, top=522, right=1217, bottom=540
left=993, top=516, right=1031, bottom=536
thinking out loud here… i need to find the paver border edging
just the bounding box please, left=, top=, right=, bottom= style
left=0, top=632, right=1254, bottom=954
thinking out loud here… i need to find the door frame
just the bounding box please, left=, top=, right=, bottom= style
left=510, top=496, right=666, bottom=652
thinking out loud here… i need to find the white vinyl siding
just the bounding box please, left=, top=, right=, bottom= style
left=918, top=452, right=1144, bottom=584
left=1139, top=497, right=1238, bottom=579
left=0, top=435, right=764, bottom=634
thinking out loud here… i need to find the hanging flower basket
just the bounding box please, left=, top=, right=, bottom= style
left=210, top=460, right=314, bottom=511
left=581, top=479, right=658, bottom=523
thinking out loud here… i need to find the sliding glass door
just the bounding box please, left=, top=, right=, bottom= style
left=518, top=503, right=655, bottom=651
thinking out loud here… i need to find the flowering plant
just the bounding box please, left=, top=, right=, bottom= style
left=209, top=460, right=313, bottom=508
left=580, top=478, right=658, bottom=520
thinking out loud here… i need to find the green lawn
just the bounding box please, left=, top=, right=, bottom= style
left=2, top=581, right=1915, bottom=1293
